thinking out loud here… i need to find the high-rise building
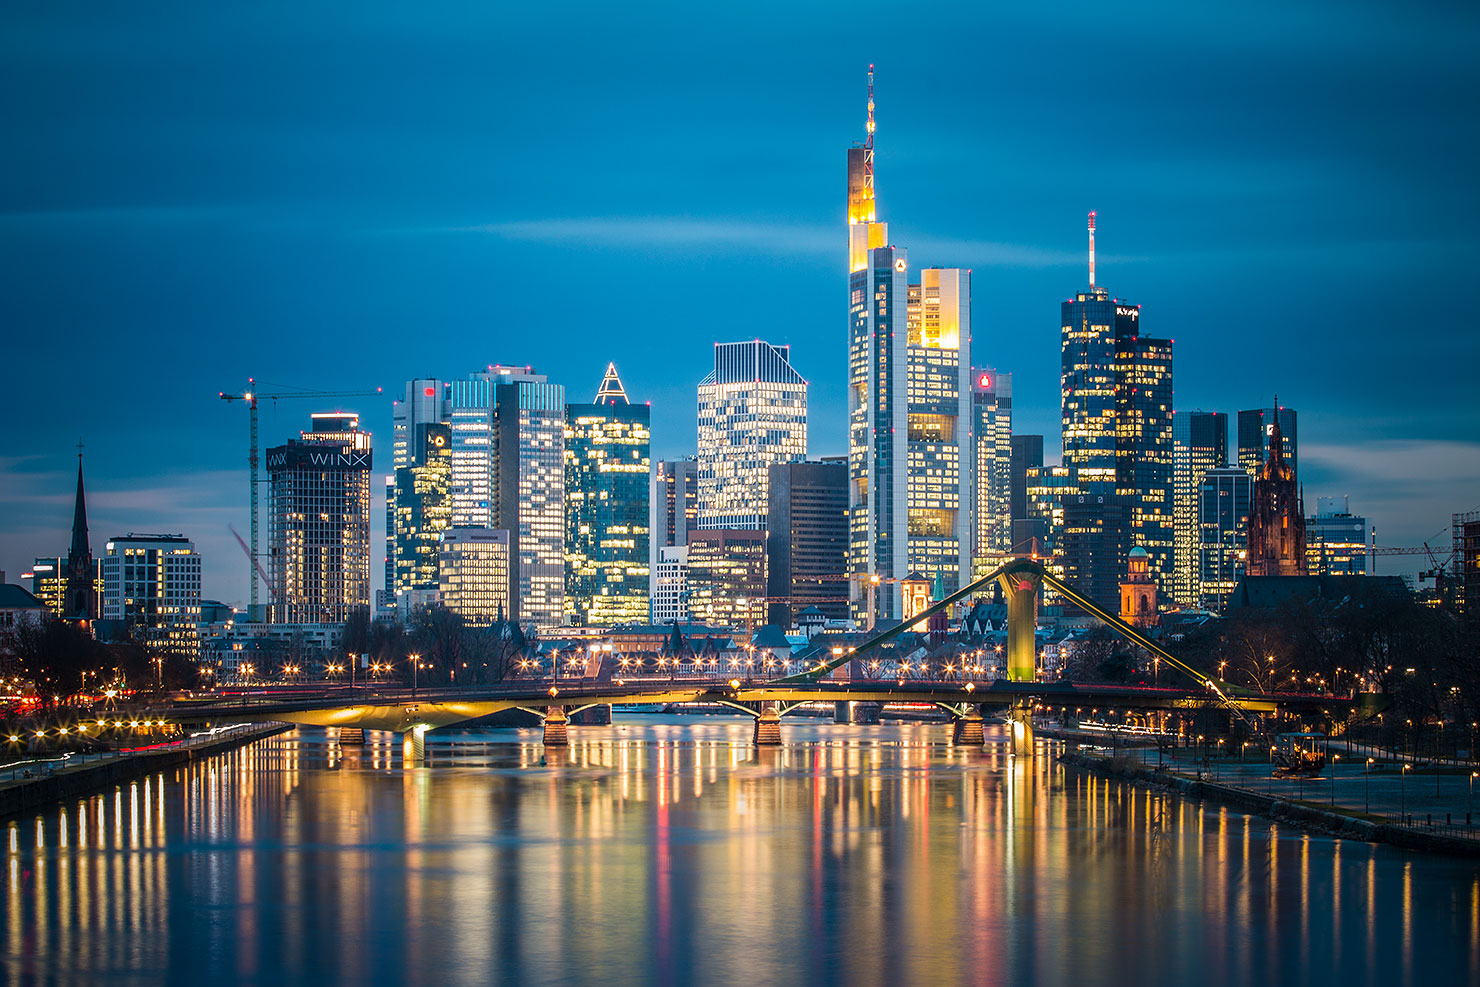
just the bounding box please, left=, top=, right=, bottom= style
left=904, top=268, right=973, bottom=595
left=1048, top=212, right=1174, bottom=599
left=972, top=369, right=1012, bottom=573
left=266, top=413, right=373, bottom=624
left=27, top=558, right=65, bottom=615
left=1455, top=510, right=1480, bottom=632
left=1245, top=414, right=1306, bottom=578
left=390, top=378, right=449, bottom=597
left=1009, top=435, right=1046, bottom=556
left=650, top=458, right=698, bottom=619
left=446, top=367, right=566, bottom=630
left=63, top=453, right=96, bottom=624
left=686, top=529, right=766, bottom=631
left=1306, top=496, right=1368, bottom=575
left=1172, top=411, right=1228, bottom=606
left=696, top=341, right=807, bottom=530
left=564, top=364, right=651, bottom=628
left=1237, top=406, right=1298, bottom=477
left=101, top=534, right=202, bottom=655
left=438, top=528, right=511, bottom=625
left=766, top=459, right=848, bottom=626
left=393, top=422, right=452, bottom=609
left=651, top=546, right=690, bottom=625
left=1197, top=467, right=1253, bottom=609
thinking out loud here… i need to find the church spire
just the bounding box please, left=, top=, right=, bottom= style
left=593, top=362, right=629, bottom=405
left=64, top=442, right=95, bottom=623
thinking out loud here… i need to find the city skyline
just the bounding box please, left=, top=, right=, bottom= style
left=4, top=4, right=1478, bottom=604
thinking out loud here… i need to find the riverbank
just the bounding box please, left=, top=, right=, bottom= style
left=1059, top=749, right=1480, bottom=858
left=0, top=722, right=291, bottom=820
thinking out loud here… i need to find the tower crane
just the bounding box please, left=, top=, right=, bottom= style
left=218, top=379, right=384, bottom=613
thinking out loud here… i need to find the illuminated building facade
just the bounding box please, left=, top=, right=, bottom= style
left=564, top=364, right=651, bottom=628
left=905, top=268, right=973, bottom=595
left=696, top=341, right=807, bottom=530
left=1306, top=496, right=1368, bottom=576
left=972, top=369, right=1012, bottom=574
left=389, top=378, right=449, bottom=598
left=1172, top=411, right=1228, bottom=605
left=650, top=458, right=698, bottom=619
left=101, top=534, right=202, bottom=655
left=438, top=528, right=511, bottom=625
left=766, top=459, right=848, bottom=626
left=447, top=367, right=566, bottom=630
left=1119, top=546, right=1158, bottom=628
left=1245, top=414, right=1306, bottom=577
left=1197, top=466, right=1252, bottom=609
left=266, top=413, right=373, bottom=624
left=393, top=423, right=452, bottom=609
left=685, top=529, right=765, bottom=631
left=651, top=545, right=689, bottom=624
left=27, top=557, right=100, bottom=618
left=1237, top=406, right=1297, bottom=477
left=1456, top=510, right=1480, bottom=632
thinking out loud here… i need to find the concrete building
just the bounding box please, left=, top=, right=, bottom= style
left=651, top=545, right=690, bottom=625
left=696, top=340, right=807, bottom=530
left=266, top=413, right=373, bottom=624
left=101, top=534, right=203, bottom=655
left=438, top=528, right=511, bottom=626
left=766, top=459, right=848, bottom=626
left=650, top=458, right=699, bottom=620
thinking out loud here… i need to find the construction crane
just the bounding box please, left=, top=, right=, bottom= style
left=218, top=379, right=384, bottom=613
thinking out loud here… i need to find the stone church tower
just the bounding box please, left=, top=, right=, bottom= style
left=1245, top=411, right=1307, bottom=577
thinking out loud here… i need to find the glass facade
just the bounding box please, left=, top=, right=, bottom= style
left=1306, top=497, right=1368, bottom=575
left=685, top=530, right=766, bottom=631
left=564, top=371, right=651, bottom=628
left=393, top=423, right=451, bottom=603
left=1197, top=467, right=1252, bottom=610
left=696, top=341, right=807, bottom=531
left=438, top=528, right=510, bottom=626
left=1237, top=407, right=1298, bottom=477
left=1172, top=411, right=1228, bottom=605
left=972, top=369, right=1012, bottom=575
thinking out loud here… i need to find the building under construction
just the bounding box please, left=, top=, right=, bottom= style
left=1457, top=510, right=1480, bottom=632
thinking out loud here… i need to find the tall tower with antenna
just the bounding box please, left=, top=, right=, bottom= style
left=846, top=65, right=888, bottom=273
left=1088, top=210, right=1097, bottom=288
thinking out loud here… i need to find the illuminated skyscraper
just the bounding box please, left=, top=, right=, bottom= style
left=1197, top=467, right=1252, bottom=609
left=971, top=369, right=1012, bottom=574
left=1238, top=406, right=1298, bottom=477
left=393, top=423, right=451, bottom=610
left=101, top=534, right=202, bottom=655
left=650, top=458, right=698, bottom=618
left=266, top=413, right=373, bottom=624
left=696, top=341, right=807, bottom=530
left=389, top=378, right=448, bottom=597
left=686, top=529, right=766, bottom=631
left=438, top=528, right=511, bottom=625
left=564, top=364, right=651, bottom=628
left=1172, top=411, right=1228, bottom=606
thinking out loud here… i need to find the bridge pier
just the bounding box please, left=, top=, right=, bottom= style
left=833, top=701, right=880, bottom=725
left=543, top=706, right=569, bottom=747
left=753, top=704, right=782, bottom=746
left=1009, top=701, right=1035, bottom=756
left=400, top=724, right=429, bottom=765
left=952, top=710, right=985, bottom=746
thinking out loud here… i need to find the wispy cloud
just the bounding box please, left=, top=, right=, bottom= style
left=1302, top=440, right=1480, bottom=548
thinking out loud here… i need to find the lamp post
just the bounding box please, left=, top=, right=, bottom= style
left=409, top=653, right=420, bottom=697
left=1401, top=763, right=1410, bottom=822
left=1366, top=758, right=1374, bottom=815
left=1331, top=754, right=1339, bottom=808
left=1470, top=771, right=1477, bottom=825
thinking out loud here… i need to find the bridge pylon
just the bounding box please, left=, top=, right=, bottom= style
left=952, top=709, right=985, bottom=746
left=401, top=724, right=429, bottom=765
left=543, top=706, right=569, bottom=747
left=997, top=568, right=1041, bottom=683
left=754, top=703, right=782, bottom=746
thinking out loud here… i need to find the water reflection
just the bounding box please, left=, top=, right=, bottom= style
left=5, top=720, right=1479, bottom=985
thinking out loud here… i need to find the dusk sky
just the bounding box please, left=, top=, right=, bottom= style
left=3, top=0, right=1477, bottom=605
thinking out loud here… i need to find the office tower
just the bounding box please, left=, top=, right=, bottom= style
left=1051, top=212, right=1174, bottom=599
left=389, top=378, right=448, bottom=597
left=64, top=453, right=96, bottom=623
left=438, top=528, right=511, bottom=625
left=696, top=340, right=807, bottom=530
left=1237, top=406, right=1298, bottom=477
left=1198, top=467, right=1253, bottom=609
left=266, top=413, right=373, bottom=624
left=685, top=529, right=766, bottom=631
left=650, top=458, right=698, bottom=617
left=1009, top=435, right=1046, bottom=555
left=1306, top=496, right=1368, bottom=575
left=1246, top=414, right=1306, bottom=577
left=904, top=268, right=973, bottom=595
left=28, top=558, right=65, bottom=615
left=564, top=364, right=651, bottom=628
left=393, top=423, right=452, bottom=610
left=972, top=370, right=1012, bottom=572
left=766, top=459, right=848, bottom=626
left=383, top=476, right=395, bottom=605
left=101, top=534, right=202, bottom=655
left=1455, top=510, right=1480, bottom=631
left=652, top=546, right=690, bottom=625
left=1172, top=411, right=1229, bottom=606
left=1060, top=495, right=1133, bottom=611
left=447, top=367, right=566, bottom=630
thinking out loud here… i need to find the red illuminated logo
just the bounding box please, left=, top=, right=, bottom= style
left=424, top=387, right=435, bottom=397
left=978, top=374, right=991, bottom=388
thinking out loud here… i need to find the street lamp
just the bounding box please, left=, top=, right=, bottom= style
left=1366, top=757, right=1374, bottom=815
left=1331, top=754, right=1340, bottom=808
left=1470, top=771, right=1477, bottom=825
left=409, top=653, right=421, bottom=697
left=1401, top=763, right=1410, bottom=822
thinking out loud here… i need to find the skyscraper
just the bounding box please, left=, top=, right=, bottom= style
left=266, top=413, right=373, bottom=624
left=685, top=529, right=766, bottom=631
left=972, top=369, right=1013, bottom=574
left=390, top=378, right=448, bottom=599
left=1009, top=434, right=1046, bottom=555
left=696, top=341, right=807, bottom=530
left=766, top=459, right=848, bottom=626
left=650, top=458, right=698, bottom=619
left=1197, top=467, right=1252, bottom=609
left=101, top=534, right=202, bottom=655
left=1237, top=406, right=1298, bottom=477
left=446, top=367, right=566, bottom=630
left=564, top=364, right=651, bottom=628
left=1245, top=414, right=1306, bottom=577
left=1306, top=496, right=1368, bottom=575
left=393, top=422, right=452, bottom=610
left=438, top=528, right=511, bottom=625
left=1172, top=411, right=1228, bottom=606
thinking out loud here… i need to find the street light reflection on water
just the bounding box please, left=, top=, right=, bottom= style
left=5, top=718, right=1480, bottom=985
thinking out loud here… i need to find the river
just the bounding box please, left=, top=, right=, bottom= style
left=5, top=717, right=1478, bottom=985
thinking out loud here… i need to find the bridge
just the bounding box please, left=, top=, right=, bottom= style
left=173, top=560, right=1352, bottom=759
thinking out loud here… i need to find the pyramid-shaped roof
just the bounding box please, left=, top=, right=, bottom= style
left=594, top=363, right=629, bottom=405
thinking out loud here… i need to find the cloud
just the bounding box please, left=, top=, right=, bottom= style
left=1301, top=439, right=1480, bottom=549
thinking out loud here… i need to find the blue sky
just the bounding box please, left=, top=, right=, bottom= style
left=2, top=0, right=1477, bottom=604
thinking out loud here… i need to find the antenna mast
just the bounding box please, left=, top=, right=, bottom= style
left=865, top=64, right=876, bottom=200
left=1088, top=210, right=1097, bottom=288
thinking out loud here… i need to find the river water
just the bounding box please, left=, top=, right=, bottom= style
left=5, top=717, right=1479, bottom=985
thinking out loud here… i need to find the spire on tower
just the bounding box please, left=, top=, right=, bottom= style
left=594, top=362, right=629, bottom=405
left=1088, top=210, right=1097, bottom=288
left=865, top=63, right=875, bottom=150
left=64, top=444, right=95, bottom=623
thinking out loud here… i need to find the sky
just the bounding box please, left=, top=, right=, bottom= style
left=2, top=0, right=1478, bottom=605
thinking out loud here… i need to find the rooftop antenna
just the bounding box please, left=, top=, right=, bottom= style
left=865, top=64, right=876, bottom=201
left=1088, top=211, right=1097, bottom=288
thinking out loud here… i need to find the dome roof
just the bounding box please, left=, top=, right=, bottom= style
left=1128, top=546, right=1149, bottom=558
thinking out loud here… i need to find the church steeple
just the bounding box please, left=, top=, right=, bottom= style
left=64, top=443, right=96, bottom=623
